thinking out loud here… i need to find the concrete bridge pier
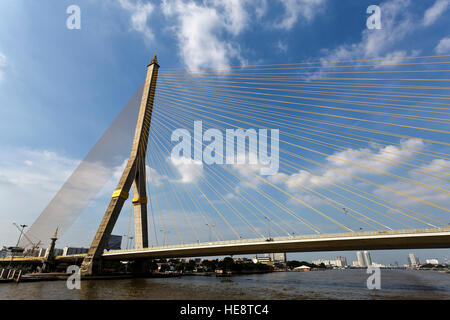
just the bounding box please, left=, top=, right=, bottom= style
left=80, top=256, right=103, bottom=277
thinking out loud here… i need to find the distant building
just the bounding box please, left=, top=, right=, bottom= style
left=408, top=253, right=418, bottom=266
left=337, top=256, right=348, bottom=267
left=352, top=261, right=360, bottom=267
left=312, top=259, right=345, bottom=267
left=23, top=248, right=40, bottom=257
left=63, top=247, right=89, bottom=256
left=371, top=263, right=386, bottom=268
left=357, top=251, right=366, bottom=267
left=0, top=246, right=7, bottom=258
left=233, top=257, right=253, bottom=263
left=268, top=253, right=286, bottom=263
left=312, top=259, right=326, bottom=266
left=254, top=254, right=271, bottom=264
left=363, top=251, right=372, bottom=267
left=46, top=248, right=63, bottom=257
left=426, top=259, right=439, bottom=265
left=38, top=248, right=47, bottom=257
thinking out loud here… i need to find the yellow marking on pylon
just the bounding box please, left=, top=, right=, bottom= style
left=132, top=196, right=148, bottom=205
left=112, top=189, right=129, bottom=200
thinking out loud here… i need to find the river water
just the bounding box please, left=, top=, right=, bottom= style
left=0, top=269, right=449, bottom=300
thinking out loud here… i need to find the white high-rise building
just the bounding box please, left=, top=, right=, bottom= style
left=408, top=253, right=418, bottom=266
left=363, top=251, right=372, bottom=267
left=356, top=251, right=366, bottom=267
left=268, top=253, right=286, bottom=263
left=337, top=256, right=348, bottom=267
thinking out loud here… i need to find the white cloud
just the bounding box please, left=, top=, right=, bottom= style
left=435, top=36, right=450, bottom=54
left=161, top=0, right=248, bottom=72
left=422, top=0, right=449, bottom=26
left=146, top=165, right=166, bottom=187
left=170, top=156, right=203, bottom=183
left=269, top=138, right=426, bottom=192
left=221, top=0, right=248, bottom=36
left=319, top=0, right=416, bottom=64
left=118, top=0, right=155, bottom=42
left=254, top=0, right=268, bottom=20
left=265, top=138, right=450, bottom=219
left=0, top=148, right=79, bottom=192
left=116, top=0, right=325, bottom=71
left=0, top=148, right=80, bottom=245
left=274, top=0, right=325, bottom=30
left=277, top=40, right=288, bottom=53
left=373, top=158, right=450, bottom=209
left=228, top=149, right=277, bottom=186
left=374, top=49, right=420, bottom=66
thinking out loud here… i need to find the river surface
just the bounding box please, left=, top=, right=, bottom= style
left=0, top=269, right=449, bottom=300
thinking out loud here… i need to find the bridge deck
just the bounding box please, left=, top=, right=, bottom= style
left=103, top=228, right=450, bottom=260
left=2, top=228, right=449, bottom=264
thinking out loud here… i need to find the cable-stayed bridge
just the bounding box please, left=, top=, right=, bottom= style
left=4, top=54, right=450, bottom=275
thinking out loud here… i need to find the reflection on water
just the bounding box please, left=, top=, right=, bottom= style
left=0, top=270, right=449, bottom=300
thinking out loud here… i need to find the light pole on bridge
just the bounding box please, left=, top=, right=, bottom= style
left=14, top=223, right=28, bottom=247
left=160, top=229, right=169, bottom=246
left=264, top=217, right=272, bottom=239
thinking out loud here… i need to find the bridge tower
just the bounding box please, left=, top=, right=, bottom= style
left=80, top=55, right=159, bottom=275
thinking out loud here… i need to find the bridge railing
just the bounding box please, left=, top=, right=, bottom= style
left=106, top=227, right=450, bottom=254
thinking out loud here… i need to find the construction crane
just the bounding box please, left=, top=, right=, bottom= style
left=12, top=222, right=41, bottom=257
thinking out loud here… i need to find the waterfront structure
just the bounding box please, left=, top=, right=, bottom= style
left=426, top=259, right=439, bottom=265
left=38, top=248, right=47, bottom=257
left=357, top=251, right=366, bottom=267
left=363, top=251, right=372, bottom=267
left=293, top=265, right=311, bottom=271
left=371, top=262, right=386, bottom=268
left=62, top=247, right=89, bottom=256
left=45, top=248, right=63, bottom=257
left=312, top=259, right=344, bottom=267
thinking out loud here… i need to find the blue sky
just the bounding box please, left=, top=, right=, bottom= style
left=1, top=0, right=450, bottom=265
